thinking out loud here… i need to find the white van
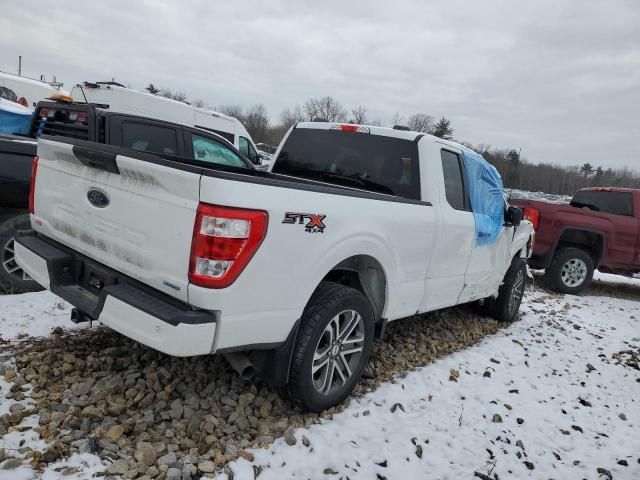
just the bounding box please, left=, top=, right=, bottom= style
left=0, top=71, right=68, bottom=108
left=70, top=82, right=263, bottom=166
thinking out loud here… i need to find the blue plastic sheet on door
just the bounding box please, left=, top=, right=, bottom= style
left=461, top=148, right=505, bottom=245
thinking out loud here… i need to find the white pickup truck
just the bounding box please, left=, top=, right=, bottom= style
left=15, top=122, right=533, bottom=411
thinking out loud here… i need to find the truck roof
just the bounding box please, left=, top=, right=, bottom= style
left=295, top=121, right=468, bottom=150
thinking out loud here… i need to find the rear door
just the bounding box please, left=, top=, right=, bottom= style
left=421, top=147, right=475, bottom=310
left=32, top=138, right=201, bottom=301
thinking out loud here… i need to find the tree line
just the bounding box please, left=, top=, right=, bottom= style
left=145, top=84, right=639, bottom=195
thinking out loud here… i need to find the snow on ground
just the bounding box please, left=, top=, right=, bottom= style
left=1, top=275, right=640, bottom=479
left=593, top=270, right=640, bottom=286
left=506, top=188, right=572, bottom=204
left=0, top=292, right=75, bottom=341
left=224, top=288, right=640, bottom=479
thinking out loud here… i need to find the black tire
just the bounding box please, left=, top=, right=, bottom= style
left=488, top=257, right=527, bottom=323
left=287, top=281, right=375, bottom=412
left=544, top=247, right=594, bottom=294
left=0, top=214, right=43, bottom=294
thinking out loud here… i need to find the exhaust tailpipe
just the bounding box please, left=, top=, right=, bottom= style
left=70, top=308, right=92, bottom=324
left=224, top=352, right=255, bottom=380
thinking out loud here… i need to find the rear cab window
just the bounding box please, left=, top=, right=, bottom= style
left=571, top=190, right=634, bottom=216
left=272, top=128, right=421, bottom=200
left=121, top=121, right=179, bottom=156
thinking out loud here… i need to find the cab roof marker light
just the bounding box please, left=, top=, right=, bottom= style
left=330, top=124, right=370, bottom=133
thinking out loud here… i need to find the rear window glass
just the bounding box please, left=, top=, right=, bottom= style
left=571, top=191, right=634, bottom=216
left=272, top=128, right=420, bottom=200
left=121, top=122, right=178, bottom=156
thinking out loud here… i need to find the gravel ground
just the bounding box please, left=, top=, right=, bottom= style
left=2, top=275, right=639, bottom=478
left=0, top=300, right=505, bottom=479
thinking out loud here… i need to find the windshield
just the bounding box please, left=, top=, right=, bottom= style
left=272, top=128, right=421, bottom=200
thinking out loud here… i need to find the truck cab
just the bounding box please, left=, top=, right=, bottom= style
left=70, top=82, right=264, bottom=166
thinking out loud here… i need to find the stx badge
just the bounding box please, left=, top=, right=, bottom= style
left=282, top=212, right=327, bottom=233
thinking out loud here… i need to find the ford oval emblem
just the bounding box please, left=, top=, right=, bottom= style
left=87, top=188, right=110, bottom=208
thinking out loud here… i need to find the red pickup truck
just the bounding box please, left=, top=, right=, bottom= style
left=512, top=187, right=640, bottom=294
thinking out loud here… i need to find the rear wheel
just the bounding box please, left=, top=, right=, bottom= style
left=488, top=257, right=527, bottom=323
left=0, top=215, right=43, bottom=294
left=544, top=247, right=594, bottom=294
left=287, top=282, right=374, bottom=412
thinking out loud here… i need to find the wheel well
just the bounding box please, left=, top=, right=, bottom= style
left=321, top=255, right=387, bottom=321
left=556, top=229, right=604, bottom=265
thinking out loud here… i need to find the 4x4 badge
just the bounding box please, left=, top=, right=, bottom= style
left=282, top=212, right=326, bottom=233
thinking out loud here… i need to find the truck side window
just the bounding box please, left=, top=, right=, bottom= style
left=441, top=150, right=468, bottom=211
left=571, top=190, right=634, bottom=216
left=239, top=136, right=259, bottom=164
left=239, top=136, right=249, bottom=156
left=191, top=134, right=247, bottom=168
left=122, top=122, right=178, bottom=156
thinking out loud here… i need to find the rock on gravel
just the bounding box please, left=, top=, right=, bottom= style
left=2, top=302, right=505, bottom=476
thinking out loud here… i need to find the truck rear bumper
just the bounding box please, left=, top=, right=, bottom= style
left=14, top=231, right=217, bottom=357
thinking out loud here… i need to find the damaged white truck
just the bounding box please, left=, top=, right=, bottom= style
left=15, top=122, right=534, bottom=411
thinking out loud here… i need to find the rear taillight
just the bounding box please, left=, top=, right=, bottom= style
left=69, top=111, right=87, bottom=123
left=523, top=207, right=540, bottom=230
left=189, top=204, right=268, bottom=288
left=28, top=156, right=39, bottom=215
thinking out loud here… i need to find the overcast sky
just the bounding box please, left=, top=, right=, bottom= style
left=1, top=0, right=638, bottom=169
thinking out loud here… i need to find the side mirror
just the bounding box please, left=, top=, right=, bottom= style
left=505, top=206, right=523, bottom=227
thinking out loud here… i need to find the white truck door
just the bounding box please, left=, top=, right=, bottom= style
left=459, top=224, right=512, bottom=303
left=421, top=147, right=475, bottom=310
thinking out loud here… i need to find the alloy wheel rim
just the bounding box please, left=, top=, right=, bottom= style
left=2, top=237, right=30, bottom=281
left=560, top=258, right=588, bottom=287
left=312, top=309, right=365, bottom=395
left=508, top=268, right=525, bottom=315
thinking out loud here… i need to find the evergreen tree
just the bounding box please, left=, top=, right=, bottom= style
left=432, top=117, right=454, bottom=139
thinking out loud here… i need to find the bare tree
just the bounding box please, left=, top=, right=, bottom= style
left=407, top=113, right=434, bottom=133
left=303, top=96, right=347, bottom=122
left=218, top=104, right=245, bottom=122
left=280, top=105, right=306, bottom=128
left=158, top=87, right=188, bottom=103
left=172, top=91, right=187, bottom=102
left=390, top=112, right=404, bottom=127
left=145, top=83, right=160, bottom=95
left=350, top=105, right=368, bottom=124
left=243, top=104, right=270, bottom=142
left=192, top=99, right=207, bottom=108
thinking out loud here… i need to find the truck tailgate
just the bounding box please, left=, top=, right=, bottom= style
left=32, top=138, right=200, bottom=302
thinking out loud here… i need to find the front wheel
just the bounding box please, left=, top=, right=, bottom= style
left=488, top=257, right=527, bottom=323
left=287, top=282, right=374, bottom=412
